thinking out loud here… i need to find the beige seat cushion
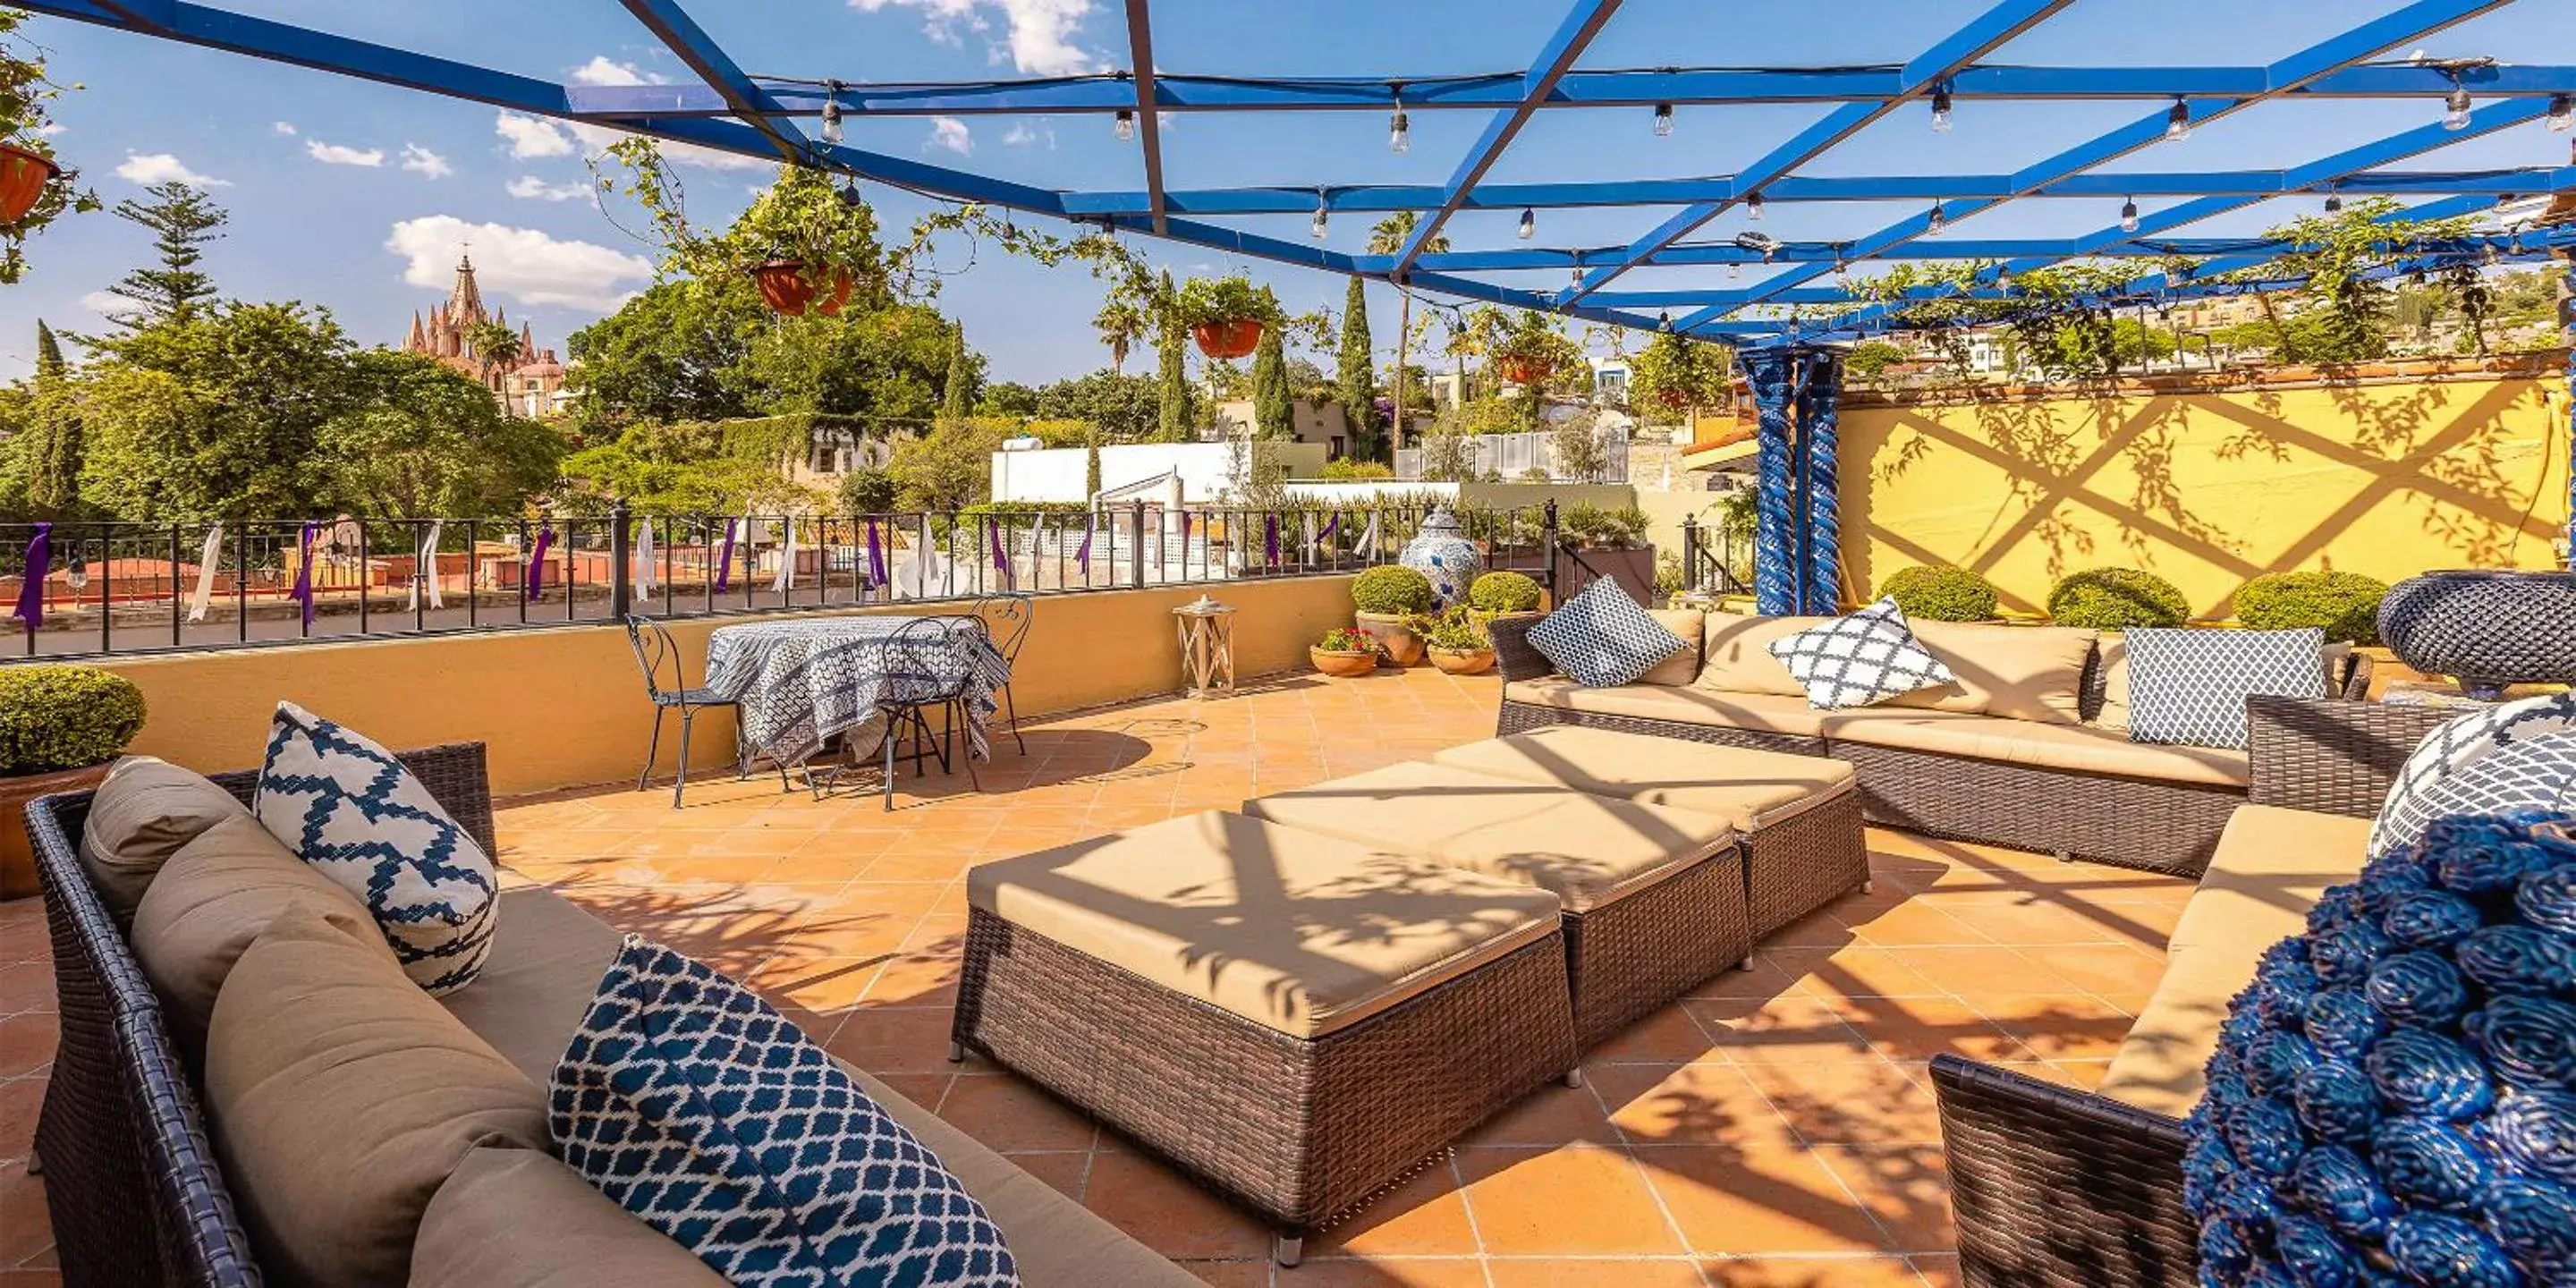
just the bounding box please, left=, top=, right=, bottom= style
left=2094, top=945, right=2264, bottom=1118
left=1640, top=608, right=1707, bottom=686
left=79, top=757, right=252, bottom=925
left=2095, top=637, right=2351, bottom=731
left=412, top=1147, right=728, bottom=1287
left=205, top=906, right=547, bottom=1287
left=1504, top=677, right=1830, bottom=739
left=1894, top=622, right=2098, bottom=724
left=1693, top=612, right=1830, bottom=697
left=1241, top=761, right=1736, bottom=913
left=1819, top=708, right=2250, bottom=787
left=2169, top=805, right=2371, bottom=954
left=442, top=886, right=1216, bottom=1288
left=967, top=812, right=1561, bottom=1038
left=1431, top=725, right=1854, bottom=831
left=131, top=812, right=394, bottom=1060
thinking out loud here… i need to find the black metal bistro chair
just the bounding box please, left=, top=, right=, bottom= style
left=851, top=614, right=982, bottom=810
left=969, top=592, right=1034, bottom=755
left=624, top=614, right=784, bottom=807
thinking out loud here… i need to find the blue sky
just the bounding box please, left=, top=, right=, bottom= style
left=3, top=0, right=2568, bottom=384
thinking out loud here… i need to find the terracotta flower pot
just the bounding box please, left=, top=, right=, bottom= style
left=1354, top=612, right=1425, bottom=666
left=1309, top=647, right=1378, bottom=678
left=1191, top=319, right=1262, bottom=360
left=1429, top=647, right=1496, bottom=676
left=1, top=762, right=110, bottom=900
left=751, top=260, right=855, bottom=318
left=0, top=143, right=61, bottom=225
left=1496, top=354, right=1553, bottom=386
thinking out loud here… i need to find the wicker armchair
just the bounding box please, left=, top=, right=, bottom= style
left=1928, top=697, right=2453, bottom=1288
left=25, top=743, right=496, bottom=1288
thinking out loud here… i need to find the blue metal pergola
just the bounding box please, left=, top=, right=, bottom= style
left=21, top=0, right=2575, bottom=346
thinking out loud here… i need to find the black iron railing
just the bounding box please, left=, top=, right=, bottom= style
left=1678, top=514, right=1751, bottom=597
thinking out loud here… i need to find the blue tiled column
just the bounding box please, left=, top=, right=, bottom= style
left=1742, top=347, right=1799, bottom=616
left=1799, top=350, right=1844, bottom=614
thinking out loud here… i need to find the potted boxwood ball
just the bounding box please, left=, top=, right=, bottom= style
left=1310, top=626, right=1382, bottom=678
left=0, top=664, right=148, bottom=899
left=1352, top=565, right=1436, bottom=666
left=1469, top=570, right=1545, bottom=625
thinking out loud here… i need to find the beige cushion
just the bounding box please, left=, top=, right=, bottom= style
left=205, top=906, right=547, bottom=1288
left=1894, top=622, right=2098, bottom=724
left=1819, top=708, right=2250, bottom=787
left=131, top=813, right=394, bottom=1060
left=967, top=811, right=1561, bottom=1039
left=1692, top=612, right=1829, bottom=697
left=78, top=757, right=251, bottom=925
left=2169, top=805, right=2372, bottom=954
left=2094, top=945, right=2263, bottom=1118
left=1241, top=761, right=1736, bottom=913
left=2096, top=637, right=2353, bottom=731
left=1504, top=678, right=1830, bottom=739
left=412, top=1148, right=727, bottom=1287
left=1639, top=608, right=1707, bottom=686
left=1431, top=726, right=1854, bottom=831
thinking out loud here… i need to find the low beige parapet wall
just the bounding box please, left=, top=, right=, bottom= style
left=92, top=575, right=1360, bottom=795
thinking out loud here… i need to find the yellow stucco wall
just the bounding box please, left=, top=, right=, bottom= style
left=1839, top=369, right=2572, bottom=618
left=89, top=575, right=1360, bottom=795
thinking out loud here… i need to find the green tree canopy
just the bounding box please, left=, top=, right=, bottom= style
left=1250, top=320, right=1292, bottom=440
left=564, top=279, right=767, bottom=428
left=318, top=351, right=565, bottom=516
left=941, top=323, right=972, bottom=424
left=1336, top=275, right=1375, bottom=459
left=22, top=321, right=80, bottom=519
left=1155, top=270, right=1191, bottom=442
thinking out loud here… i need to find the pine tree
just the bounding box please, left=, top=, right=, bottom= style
left=25, top=321, right=82, bottom=519
left=1250, top=320, right=1292, bottom=440
left=1336, top=275, right=1376, bottom=461
left=1155, top=271, right=1191, bottom=443
left=104, top=182, right=229, bottom=326
left=941, top=324, right=971, bottom=424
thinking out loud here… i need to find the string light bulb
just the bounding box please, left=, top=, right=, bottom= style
left=1517, top=207, right=1536, bottom=240
left=1926, top=202, right=1946, bottom=236
left=2165, top=98, right=2191, bottom=141
left=1389, top=103, right=1410, bottom=153
left=1727, top=261, right=1742, bottom=281
left=2550, top=94, right=2574, bottom=132
left=2324, top=190, right=2343, bottom=214
left=2443, top=84, right=2471, bottom=131
left=1657, top=310, right=1674, bottom=332
left=819, top=81, right=845, bottom=145
left=1930, top=86, right=1954, bottom=133
left=1114, top=109, right=1135, bottom=142
left=1653, top=102, right=1674, bottom=137
left=1744, top=191, right=1765, bottom=221
left=1311, top=190, right=1330, bottom=241
left=2120, top=198, right=2140, bottom=233
left=836, top=176, right=863, bottom=208
left=1832, top=250, right=1850, bottom=280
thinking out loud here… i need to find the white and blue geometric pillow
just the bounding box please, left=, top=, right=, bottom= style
left=1528, top=578, right=1687, bottom=688
left=1766, top=597, right=1956, bottom=711
left=252, top=701, right=495, bottom=995
left=2371, top=692, right=2576, bottom=856
left=2123, top=627, right=2326, bottom=750
left=551, top=937, right=1019, bottom=1287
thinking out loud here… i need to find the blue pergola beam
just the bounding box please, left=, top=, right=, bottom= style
left=1558, top=0, right=2077, bottom=309
left=616, top=0, right=805, bottom=160
left=1391, top=0, right=1623, bottom=277
left=86, top=0, right=172, bottom=28
left=1121, top=0, right=1169, bottom=235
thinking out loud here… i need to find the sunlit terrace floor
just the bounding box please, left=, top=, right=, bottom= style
left=0, top=665, right=2202, bottom=1287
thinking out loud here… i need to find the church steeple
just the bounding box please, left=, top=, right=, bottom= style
left=446, top=252, right=483, bottom=324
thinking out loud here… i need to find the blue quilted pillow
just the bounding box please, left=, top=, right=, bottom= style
left=1528, top=578, right=1686, bottom=688
left=552, top=936, right=1020, bottom=1286
left=252, top=701, right=495, bottom=994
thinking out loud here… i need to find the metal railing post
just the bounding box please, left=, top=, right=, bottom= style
left=1681, top=516, right=1702, bottom=594
left=1541, top=499, right=1561, bottom=601
left=608, top=498, right=632, bottom=621
left=1130, top=499, right=1148, bottom=589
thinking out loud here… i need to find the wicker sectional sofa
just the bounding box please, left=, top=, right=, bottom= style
left=1489, top=612, right=2372, bottom=877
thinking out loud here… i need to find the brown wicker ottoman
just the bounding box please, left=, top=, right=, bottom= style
left=951, top=810, right=1580, bottom=1266
left=1432, top=725, right=1870, bottom=938
left=1240, top=761, right=1751, bottom=1050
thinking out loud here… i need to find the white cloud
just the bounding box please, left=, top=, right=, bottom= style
left=495, top=105, right=767, bottom=174
left=80, top=290, right=126, bottom=318
left=506, top=175, right=592, bottom=202
left=1000, top=122, right=1051, bottom=148
left=386, top=215, right=654, bottom=311
left=399, top=144, right=453, bottom=178
left=568, top=55, right=669, bottom=87
left=34, top=122, right=63, bottom=138
left=927, top=116, right=973, bottom=155
left=114, top=152, right=228, bottom=187
left=271, top=121, right=297, bottom=136
left=849, top=0, right=1099, bottom=76
left=496, top=110, right=578, bottom=158
left=305, top=139, right=386, bottom=167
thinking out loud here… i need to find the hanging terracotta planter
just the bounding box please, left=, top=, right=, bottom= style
left=751, top=259, right=854, bottom=318
left=0, top=144, right=61, bottom=226
left=1191, top=318, right=1262, bottom=360
left=1496, top=353, right=1554, bottom=386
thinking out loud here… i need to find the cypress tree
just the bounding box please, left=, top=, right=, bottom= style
left=1155, top=271, right=1191, bottom=443
left=941, top=324, right=971, bottom=425
left=1250, top=320, right=1292, bottom=440
left=1336, top=275, right=1376, bottom=461
left=26, top=320, right=81, bottom=519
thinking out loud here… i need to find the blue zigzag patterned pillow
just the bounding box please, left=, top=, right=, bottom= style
left=552, top=936, right=1020, bottom=1287
left=251, top=701, right=495, bottom=995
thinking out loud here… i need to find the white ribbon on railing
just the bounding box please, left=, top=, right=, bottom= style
left=406, top=521, right=445, bottom=610
left=633, top=516, right=657, bottom=599
left=1358, top=512, right=1381, bottom=559
left=186, top=522, right=222, bottom=623
left=769, top=517, right=796, bottom=593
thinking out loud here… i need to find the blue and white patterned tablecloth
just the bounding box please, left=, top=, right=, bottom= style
left=705, top=615, right=1010, bottom=770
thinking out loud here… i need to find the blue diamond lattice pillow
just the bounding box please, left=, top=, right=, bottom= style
left=1765, top=597, right=1956, bottom=711
left=552, top=936, right=1020, bottom=1287
left=2183, top=809, right=2576, bottom=1288
left=1527, top=577, right=1686, bottom=688
left=252, top=701, right=495, bottom=995
left=2124, top=626, right=2328, bottom=750
left=2375, top=694, right=2576, bottom=858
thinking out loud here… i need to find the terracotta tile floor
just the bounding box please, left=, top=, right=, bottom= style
left=0, top=665, right=2199, bottom=1286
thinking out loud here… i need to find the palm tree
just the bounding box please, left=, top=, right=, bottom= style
left=1093, top=300, right=1147, bottom=374
left=1367, top=211, right=1448, bottom=447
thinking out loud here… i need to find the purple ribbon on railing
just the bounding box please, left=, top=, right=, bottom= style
left=1264, top=513, right=1280, bottom=567
left=988, top=517, right=1015, bottom=591
left=9, top=522, right=50, bottom=629
left=1180, top=511, right=1191, bottom=547
left=291, top=522, right=317, bottom=627
left=712, top=519, right=737, bottom=592
left=865, top=519, right=887, bottom=590
left=525, top=524, right=555, bottom=600
left=1316, top=513, right=1340, bottom=552
left=1075, top=515, right=1094, bottom=572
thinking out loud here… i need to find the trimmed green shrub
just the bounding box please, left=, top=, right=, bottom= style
left=1881, top=565, right=2000, bottom=623
left=1469, top=571, right=1543, bottom=614
left=2233, top=571, right=2389, bottom=643
left=2046, top=568, right=2191, bottom=630
left=0, top=665, right=146, bottom=775
left=1560, top=503, right=1648, bottom=549
left=1352, top=565, right=1436, bottom=614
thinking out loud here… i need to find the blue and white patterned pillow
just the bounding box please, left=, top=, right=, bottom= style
left=1527, top=579, right=1686, bottom=688
left=252, top=701, right=495, bottom=995
left=2372, top=694, right=2576, bottom=856
left=1766, top=597, right=1955, bottom=710
left=552, top=937, right=1019, bottom=1287
left=2124, top=627, right=2327, bottom=750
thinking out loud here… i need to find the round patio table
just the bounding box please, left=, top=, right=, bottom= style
left=705, top=614, right=1010, bottom=771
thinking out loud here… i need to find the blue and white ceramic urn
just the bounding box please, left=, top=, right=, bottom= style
left=1400, top=505, right=1483, bottom=607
